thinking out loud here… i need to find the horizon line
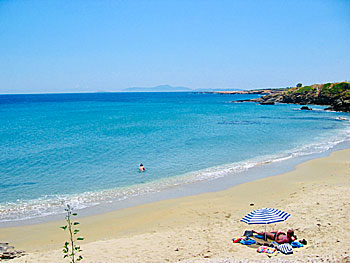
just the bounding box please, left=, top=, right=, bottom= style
left=0, top=86, right=289, bottom=95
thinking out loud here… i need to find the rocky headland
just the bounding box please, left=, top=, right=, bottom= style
left=210, top=88, right=286, bottom=95
left=226, top=82, right=350, bottom=112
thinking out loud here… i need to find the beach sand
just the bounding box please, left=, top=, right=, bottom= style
left=2, top=149, right=350, bottom=262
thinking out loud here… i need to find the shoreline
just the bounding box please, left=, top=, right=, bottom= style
left=2, top=148, right=350, bottom=262
left=2, top=138, right=350, bottom=228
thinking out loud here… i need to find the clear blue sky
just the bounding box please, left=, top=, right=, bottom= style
left=0, top=0, right=349, bottom=93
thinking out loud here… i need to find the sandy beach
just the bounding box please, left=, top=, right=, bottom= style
left=2, top=1, right=350, bottom=262
left=2, top=149, right=350, bottom=262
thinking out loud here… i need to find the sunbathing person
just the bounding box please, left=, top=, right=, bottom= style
left=252, top=229, right=296, bottom=244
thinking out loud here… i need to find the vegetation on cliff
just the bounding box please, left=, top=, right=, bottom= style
left=255, top=82, right=350, bottom=112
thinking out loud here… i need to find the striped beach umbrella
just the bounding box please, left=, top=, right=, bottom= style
left=241, top=208, right=291, bottom=240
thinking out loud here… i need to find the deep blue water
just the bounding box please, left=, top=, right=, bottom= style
left=0, top=92, right=349, bottom=221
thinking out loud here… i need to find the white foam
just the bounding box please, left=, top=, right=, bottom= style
left=1, top=125, right=350, bottom=222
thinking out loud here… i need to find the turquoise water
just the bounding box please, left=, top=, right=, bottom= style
left=0, top=92, right=349, bottom=222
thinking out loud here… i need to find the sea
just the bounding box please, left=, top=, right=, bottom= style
left=0, top=92, right=349, bottom=225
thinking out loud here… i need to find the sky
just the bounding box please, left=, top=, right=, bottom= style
left=0, top=0, right=349, bottom=93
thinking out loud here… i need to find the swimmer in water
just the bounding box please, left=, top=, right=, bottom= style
left=139, top=163, right=145, bottom=172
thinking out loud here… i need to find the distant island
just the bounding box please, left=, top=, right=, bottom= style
left=122, top=85, right=192, bottom=92
left=214, top=82, right=350, bottom=112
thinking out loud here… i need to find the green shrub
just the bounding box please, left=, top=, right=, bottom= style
left=61, top=204, right=84, bottom=262
left=322, top=82, right=350, bottom=94
left=297, top=86, right=315, bottom=93
left=323, top=83, right=332, bottom=88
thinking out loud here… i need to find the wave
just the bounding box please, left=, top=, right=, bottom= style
left=1, top=125, right=350, bottom=223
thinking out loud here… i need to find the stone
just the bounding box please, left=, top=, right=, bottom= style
left=300, top=106, right=312, bottom=110
left=260, top=101, right=275, bottom=105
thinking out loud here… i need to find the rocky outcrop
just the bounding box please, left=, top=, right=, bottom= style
left=0, top=243, right=25, bottom=260
left=241, top=82, right=350, bottom=112
left=211, top=88, right=287, bottom=95
left=300, top=106, right=312, bottom=110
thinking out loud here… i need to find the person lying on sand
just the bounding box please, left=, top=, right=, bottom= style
left=252, top=229, right=296, bottom=244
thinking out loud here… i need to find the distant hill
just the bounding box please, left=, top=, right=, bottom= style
left=123, top=85, right=191, bottom=92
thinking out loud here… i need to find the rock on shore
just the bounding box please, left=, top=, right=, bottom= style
left=231, top=82, right=350, bottom=112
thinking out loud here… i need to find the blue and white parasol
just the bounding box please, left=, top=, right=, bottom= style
left=241, top=208, right=291, bottom=240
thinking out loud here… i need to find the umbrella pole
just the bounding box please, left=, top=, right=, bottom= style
left=265, top=224, right=267, bottom=241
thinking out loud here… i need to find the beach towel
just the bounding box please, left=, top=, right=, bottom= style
left=240, top=238, right=256, bottom=245
left=277, top=243, right=293, bottom=254
left=257, top=246, right=277, bottom=254
left=291, top=241, right=304, bottom=248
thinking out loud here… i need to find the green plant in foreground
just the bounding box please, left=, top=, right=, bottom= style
left=61, top=204, right=84, bottom=262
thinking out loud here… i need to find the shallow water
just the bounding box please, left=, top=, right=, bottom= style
left=0, top=92, right=349, bottom=222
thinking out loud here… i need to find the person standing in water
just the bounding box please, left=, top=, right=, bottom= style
left=139, top=163, right=145, bottom=172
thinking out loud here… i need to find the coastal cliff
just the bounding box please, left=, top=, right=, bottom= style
left=231, top=82, right=350, bottom=112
